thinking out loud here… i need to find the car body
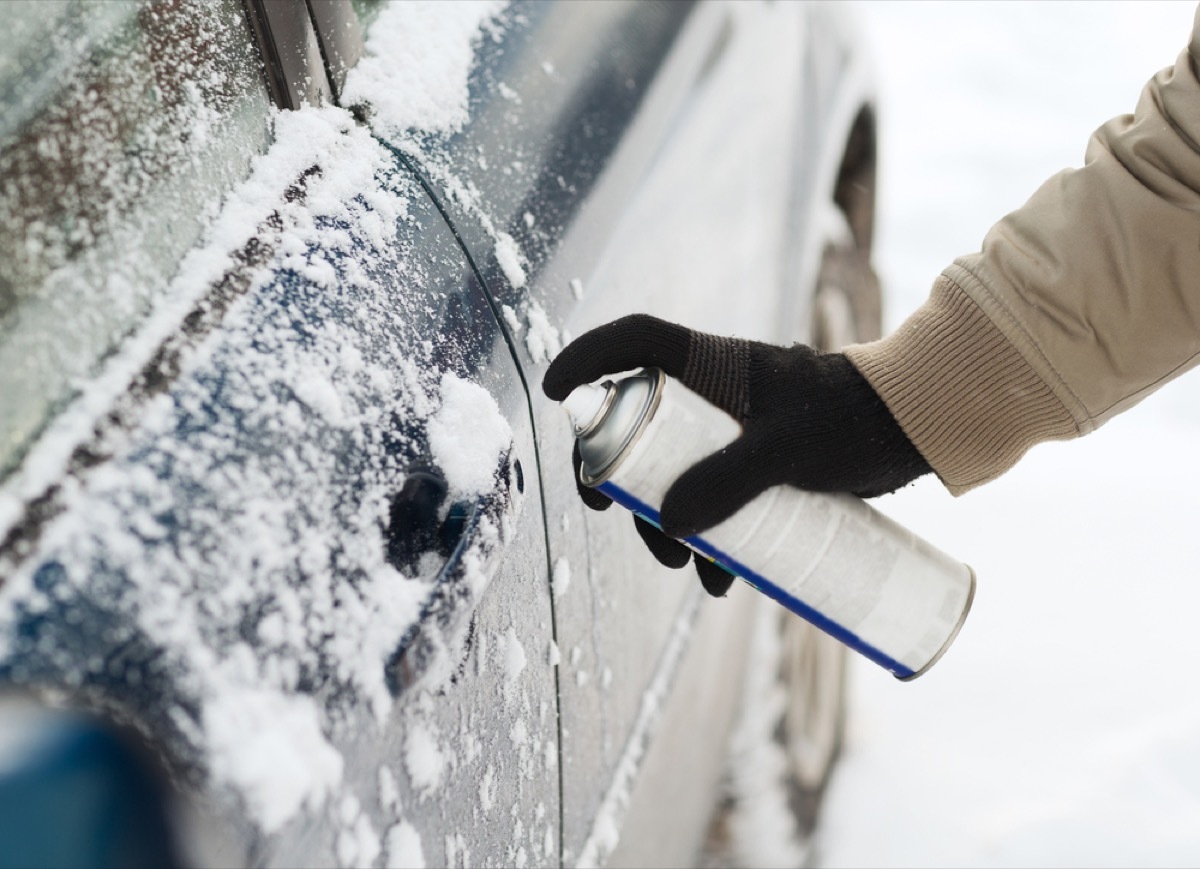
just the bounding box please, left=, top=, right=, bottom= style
left=0, top=1, right=880, bottom=866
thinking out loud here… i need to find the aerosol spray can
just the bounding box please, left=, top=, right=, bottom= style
left=563, top=368, right=975, bottom=680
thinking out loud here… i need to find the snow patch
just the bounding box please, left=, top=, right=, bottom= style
left=524, top=301, right=562, bottom=364
left=552, top=556, right=571, bottom=598
left=575, top=590, right=703, bottom=868
left=405, top=721, right=448, bottom=797
left=445, top=832, right=470, bottom=869
left=510, top=717, right=529, bottom=748
left=336, top=794, right=381, bottom=869
left=341, top=1, right=507, bottom=138
left=378, top=766, right=401, bottom=815
left=480, top=764, right=497, bottom=814
left=203, top=687, right=343, bottom=835
left=501, top=303, right=523, bottom=335
left=494, top=231, right=527, bottom=288
left=428, top=372, right=512, bottom=498
left=503, top=626, right=528, bottom=684
left=384, top=821, right=426, bottom=869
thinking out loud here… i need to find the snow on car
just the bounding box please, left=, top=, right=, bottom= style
left=0, top=1, right=882, bottom=865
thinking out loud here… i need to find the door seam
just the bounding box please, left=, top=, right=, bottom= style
left=376, top=138, right=567, bottom=866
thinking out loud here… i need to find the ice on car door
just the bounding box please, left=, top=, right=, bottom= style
left=343, top=1, right=751, bottom=863
left=348, top=1, right=830, bottom=864
left=0, top=6, right=557, bottom=866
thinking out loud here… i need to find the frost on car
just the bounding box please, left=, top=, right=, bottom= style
left=0, top=2, right=550, bottom=865
left=0, top=1, right=881, bottom=866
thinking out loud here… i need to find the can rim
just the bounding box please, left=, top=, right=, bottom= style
left=572, top=380, right=618, bottom=438
left=579, top=367, right=666, bottom=487
left=897, top=564, right=977, bottom=681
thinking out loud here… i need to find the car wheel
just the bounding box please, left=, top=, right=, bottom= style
left=780, top=212, right=882, bottom=814
left=704, top=138, right=882, bottom=869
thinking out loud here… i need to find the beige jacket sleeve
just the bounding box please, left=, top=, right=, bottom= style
left=845, top=5, right=1200, bottom=495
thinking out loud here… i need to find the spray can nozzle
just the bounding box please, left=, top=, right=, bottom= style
left=562, top=382, right=615, bottom=437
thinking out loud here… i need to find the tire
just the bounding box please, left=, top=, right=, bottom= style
left=777, top=231, right=880, bottom=827
left=703, top=122, right=881, bottom=868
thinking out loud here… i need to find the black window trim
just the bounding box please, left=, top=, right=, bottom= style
left=305, top=0, right=364, bottom=103
left=240, top=0, right=364, bottom=110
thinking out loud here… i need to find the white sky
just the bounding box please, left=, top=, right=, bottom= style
left=819, top=3, right=1200, bottom=867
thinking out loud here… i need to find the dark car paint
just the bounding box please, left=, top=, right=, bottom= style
left=1, top=143, right=558, bottom=864
left=377, top=3, right=851, bottom=860
left=0, top=1, right=870, bottom=865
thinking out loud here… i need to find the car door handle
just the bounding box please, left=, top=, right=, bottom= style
left=385, top=466, right=467, bottom=574
left=384, top=452, right=523, bottom=694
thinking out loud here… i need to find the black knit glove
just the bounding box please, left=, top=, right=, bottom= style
left=543, top=314, right=932, bottom=596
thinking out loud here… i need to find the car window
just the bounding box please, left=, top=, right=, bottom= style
left=0, top=0, right=272, bottom=480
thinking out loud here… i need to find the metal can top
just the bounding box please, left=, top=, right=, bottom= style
left=576, top=368, right=664, bottom=486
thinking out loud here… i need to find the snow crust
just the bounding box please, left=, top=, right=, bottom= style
left=385, top=821, right=427, bottom=869
left=523, top=301, right=563, bottom=365
left=0, top=0, right=270, bottom=534
left=405, top=721, right=448, bottom=797
left=428, top=372, right=512, bottom=498
left=551, top=556, right=571, bottom=599
left=1, top=105, right=416, bottom=831
left=574, top=589, right=703, bottom=869
left=0, top=100, right=514, bottom=848
left=0, top=0, right=545, bottom=862
left=0, top=0, right=270, bottom=495
left=494, top=232, right=529, bottom=288
left=204, top=686, right=345, bottom=834
left=341, top=1, right=507, bottom=139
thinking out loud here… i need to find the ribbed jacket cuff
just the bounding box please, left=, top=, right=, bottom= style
left=843, top=274, right=1079, bottom=495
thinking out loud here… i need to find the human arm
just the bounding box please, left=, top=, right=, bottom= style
left=847, top=5, right=1200, bottom=493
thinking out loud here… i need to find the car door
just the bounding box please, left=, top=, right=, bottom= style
left=345, top=1, right=824, bottom=863
left=0, top=3, right=558, bottom=867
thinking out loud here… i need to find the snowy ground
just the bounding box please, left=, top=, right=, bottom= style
left=817, top=3, right=1200, bottom=867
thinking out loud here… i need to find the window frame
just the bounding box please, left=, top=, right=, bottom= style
left=241, top=0, right=364, bottom=109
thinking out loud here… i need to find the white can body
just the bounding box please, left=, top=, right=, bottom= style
left=585, top=372, right=975, bottom=679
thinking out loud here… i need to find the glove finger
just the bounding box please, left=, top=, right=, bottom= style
left=634, top=515, right=692, bottom=569
left=542, top=314, right=692, bottom=401
left=574, top=441, right=612, bottom=512
left=693, top=555, right=736, bottom=598
left=659, top=433, right=770, bottom=539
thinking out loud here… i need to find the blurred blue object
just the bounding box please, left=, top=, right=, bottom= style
left=0, top=695, right=180, bottom=869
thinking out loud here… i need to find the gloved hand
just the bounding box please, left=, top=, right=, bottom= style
left=543, top=314, right=932, bottom=597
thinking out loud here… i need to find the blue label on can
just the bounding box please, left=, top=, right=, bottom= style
left=597, top=480, right=916, bottom=680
